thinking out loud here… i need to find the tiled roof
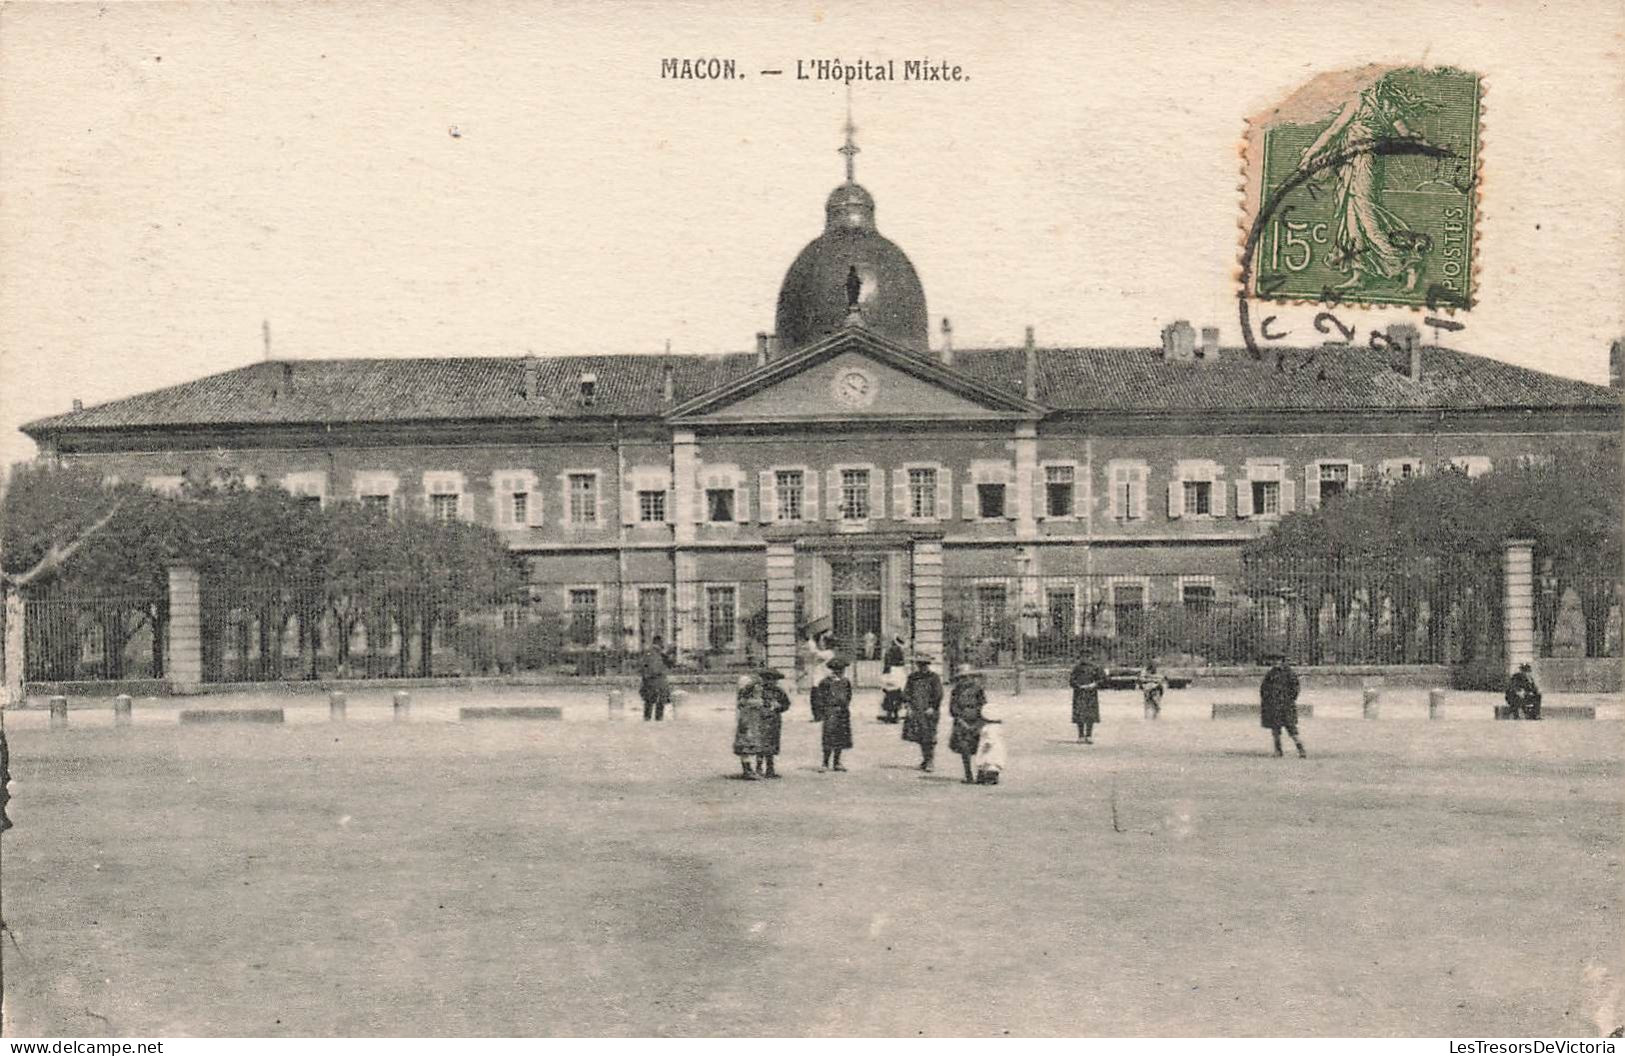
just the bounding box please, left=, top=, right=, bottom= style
left=22, top=343, right=1618, bottom=435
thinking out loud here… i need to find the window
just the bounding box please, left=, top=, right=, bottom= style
left=841, top=469, right=870, bottom=520
left=429, top=493, right=459, bottom=521
left=1182, top=582, right=1216, bottom=614
left=705, top=488, right=735, bottom=523
left=1446, top=456, right=1493, bottom=478
left=776, top=470, right=804, bottom=521
left=509, top=492, right=529, bottom=525
left=1319, top=463, right=1350, bottom=502
left=360, top=494, right=391, bottom=514
left=1380, top=458, right=1423, bottom=481
left=975, top=585, right=1008, bottom=637
left=1252, top=480, right=1281, bottom=515
left=568, top=589, right=598, bottom=646
left=705, top=586, right=737, bottom=650
left=281, top=471, right=327, bottom=508
left=908, top=467, right=938, bottom=519
left=1113, top=583, right=1145, bottom=639
left=568, top=473, right=598, bottom=525
left=1046, top=588, right=1076, bottom=639
left=638, top=490, right=667, bottom=523
left=1182, top=480, right=1212, bottom=516
left=491, top=472, right=537, bottom=528
left=1045, top=465, right=1075, bottom=518
left=977, top=483, right=1006, bottom=519
left=1107, top=461, right=1147, bottom=521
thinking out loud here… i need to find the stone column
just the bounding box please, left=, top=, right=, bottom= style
left=3, top=587, right=24, bottom=710
left=911, top=538, right=944, bottom=664
left=1013, top=422, right=1039, bottom=540
left=167, top=563, right=204, bottom=694
left=1503, top=538, right=1536, bottom=674
left=765, top=541, right=797, bottom=677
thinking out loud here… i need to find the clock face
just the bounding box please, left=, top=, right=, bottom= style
left=832, top=367, right=878, bottom=409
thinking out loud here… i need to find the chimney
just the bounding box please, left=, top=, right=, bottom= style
left=521, top=353, right=539, bottom=401
left=1161, top=320, right=1196, bottom=362
left=1611, top=339, right=1624, bottom=389
left=1386, top=323, right=1421, bottom=382
left=273, top=361, right=295, bottom=399
left=72, top=398, right=83, bottom=412
left=755, top=331, right=769, bottom=366
left=1199, top=326, right=1219, bottom=360
left=940, top=318, right=954, bottom=367
left=662, top=360, right=675, bottom=403
left=578, top=371, right=596, bottom=406
left=766, top=333, right=781, bottom=359
left=1023, top=326, right=1037, bottom=397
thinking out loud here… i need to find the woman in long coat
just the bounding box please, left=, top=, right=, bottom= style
left=733, top=675, right=772, bottom=779
left=948, top=667, right=990, bottom=784
left=1069, top=653, right=1105, bottom=743
left=901, top=655, right=943, bottom=771
left=1259, top=654, right=1306, bottom=758
left=818, top=657, right=854, bottom=772
left=756, top=668, right=793, bottom=778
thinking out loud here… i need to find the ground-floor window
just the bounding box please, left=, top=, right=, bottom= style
left=705, top=586, right=737, bottom=650
left=568, top=588, right=598, bottom=646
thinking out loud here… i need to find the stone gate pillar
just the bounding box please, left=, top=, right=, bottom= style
left=1503, top=538, right=1536, bottom=674
left=765, top=540, right=797, bottom=678
left=3, top=587, right=25, bottom=709
left=911, top=537, right=944, bottom=665
left=167, top=563, right=203, bottom=694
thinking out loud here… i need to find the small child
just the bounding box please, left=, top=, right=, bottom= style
left=1140, top=659, right=1167, bottom=719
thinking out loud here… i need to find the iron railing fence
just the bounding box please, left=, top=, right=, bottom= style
left=1535, top=573, right=1623, bottom=660
left=23, top=591, right=168, bottom=682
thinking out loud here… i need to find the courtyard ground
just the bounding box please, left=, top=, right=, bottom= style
left=1, top=685, right=1621, bottom=1037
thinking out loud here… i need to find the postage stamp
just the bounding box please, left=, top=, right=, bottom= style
left=1241, top=65, right=1483, bottom=310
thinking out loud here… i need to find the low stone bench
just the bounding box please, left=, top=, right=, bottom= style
left=459, top=705, right=562, bottom=722
left=179, top=708, right=284, bottom=724
left=1493, top=705, right=1595, bottom=720
left=1211, top=702, right=1314, bottom=720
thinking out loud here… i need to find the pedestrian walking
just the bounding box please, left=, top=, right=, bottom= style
left=817, top=657, right=854, bottom=772
left=1140, top=659, right=1167, bottom=719
left=733, top=674, right=771, bottom=780
left=1505, top=662, right=1542, bottom=720
left=1069, top=649, right=1105, bottom=743
left=901, top=653, right=944, bottom=771
left=877, top=635, right=907, bottom=723
left=949, top=666, right=991, bottom=784
left=638, top=635, right=672, bottom=722
left=757, top=667, right=792, bottom=778
left=1260, top=653, right=1307, bottom=758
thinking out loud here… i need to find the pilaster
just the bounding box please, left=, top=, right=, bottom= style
left=1503, top=538, right=1536, bottom=673
left=167, top=563, right=203, bottom=693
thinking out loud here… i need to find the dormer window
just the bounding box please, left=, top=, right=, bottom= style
left=579, top=372, right=597, bottom=406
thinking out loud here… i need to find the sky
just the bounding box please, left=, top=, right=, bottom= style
left=2, top=0, right=1622, bottom=469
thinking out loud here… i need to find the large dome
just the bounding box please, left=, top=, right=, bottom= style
left=774, top=178, right=929, bottom=354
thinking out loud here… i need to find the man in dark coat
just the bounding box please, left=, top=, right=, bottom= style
left=0, top=725, right=11, bottom=834
left=901, top=654, right=944, bottom=771
left=1260, top=654, right=1306, bottom=758
left=757, top=668, right=793, bottom=778
left=1505, top=663, right=1542, bottom=720
left=877, top=635, right=908, bottom=723
left=949, top=666, right=991, bottom=784
left=638, top=636, right=672, bottom=721
left=818, top=657, right=854, bottom=772
left=1069, top=650, right=1105, bottom=743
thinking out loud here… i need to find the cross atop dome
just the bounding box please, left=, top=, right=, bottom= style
left=838, top=101, right=860, bottom=182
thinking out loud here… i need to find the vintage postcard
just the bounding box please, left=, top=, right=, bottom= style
left=0, top=0, right=1621, bottom=1042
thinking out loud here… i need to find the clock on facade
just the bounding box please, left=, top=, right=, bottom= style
left=831, top=367, right=878, bottom=408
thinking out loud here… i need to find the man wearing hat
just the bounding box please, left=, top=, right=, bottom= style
left=756, top=667, right=793, bottom=777
left=733, top=673, right=770, bottom=780
left=817, top=657, right=855, bottom=771
left=1505, top=662, right=1542, bottom=720
left=901, top=652, right=944, bottom=771
left=877, top=634, right=908, bottom=723
left=949, top=665, right=992, bottom=784
left=1069, top=648, right=1106, bottom=744
left=1259, top=653, right=1307, bottom=758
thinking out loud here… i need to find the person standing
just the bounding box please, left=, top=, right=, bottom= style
left=806, top=630, right=836, bottom=722
left=1260, top=653, right=1307, bottom=758
left=817, top=657, right=854, bottom=772
left=877, top=635, right=907, bottom=723
left=1505, top=663, right=1542, bottom=720
left=0, top=724, right=11, bottom=834
left=1069, top=650, right=1105, bottom=743
left=1140, top=659, right=1167, bottom=720
left=949, top=666, right=991, bottom=784
left=638, top=635, right=672, bottom=722
left=901, top=653, right=943, bottom=771
left=757, top=668, right=792, bottom=778
left=733, top=674, right=770, bottom=780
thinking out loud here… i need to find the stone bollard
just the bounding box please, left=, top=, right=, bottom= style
left=48, top=695, right=68, bottom=730
left=1428, top=688, right=1446, bottom=721
left=607, top=688, right=625, bottom=720
left=113, top=694, right=133, bottom=727
left=329, top=690, right=347, bottom=721
left=1362, top=687, right=1380, bottom=720
left=393, top=691, right=411, bottom=722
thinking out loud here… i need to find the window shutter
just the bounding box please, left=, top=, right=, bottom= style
left=758, top=470, right=776, bottom=524
left=620, top=476, right=638, bottom=526
left=1304, top=464, right=1320, bottom=511
left=1131, top=477, right=1147, bottom=521
left=892, top=469, right=909, bottom=520
left=1350, top=463, right=1364, bottom=488
left=493, top=477, right=512, bottom=527
left=1281, top=478, right=1297, bottom=513
left=1211, top=473, right=1228, bottom=517
left=961, top=480, right=977, bottom=520
left=1003, top=480, right=1018, bottom=520
left=458, top=492, right=473, bottom=522
left=734, top=478, right=751, bottom=523
left=937, top=467, right=952, bottom=520
left=527, top=487, right=544, bottom=526
left=594, top=476, right=604, bottom=527
left=1108, top=473, right=1122, bottom=519
left=1234, top=478, right=1253, bottom=518
left=825, top=468, right=841, bottom=520
left=867, top=470, right=884, bottom=521
left=1033, top=468, right=1049, bottom=520
left=803, top=469, right=819, bottom=521
left=1166, top=481, right=1183, bottom=519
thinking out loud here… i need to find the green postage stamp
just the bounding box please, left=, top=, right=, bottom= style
left=1242, top=65, right=1483, bottom=310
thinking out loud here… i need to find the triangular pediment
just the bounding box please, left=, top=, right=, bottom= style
left=668, top=327, right=1044, bottom=424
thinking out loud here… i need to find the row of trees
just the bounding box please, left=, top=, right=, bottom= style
left=2, top=463, right=527, bottom=681
left=1242, top=438, right=1622, bottom=661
